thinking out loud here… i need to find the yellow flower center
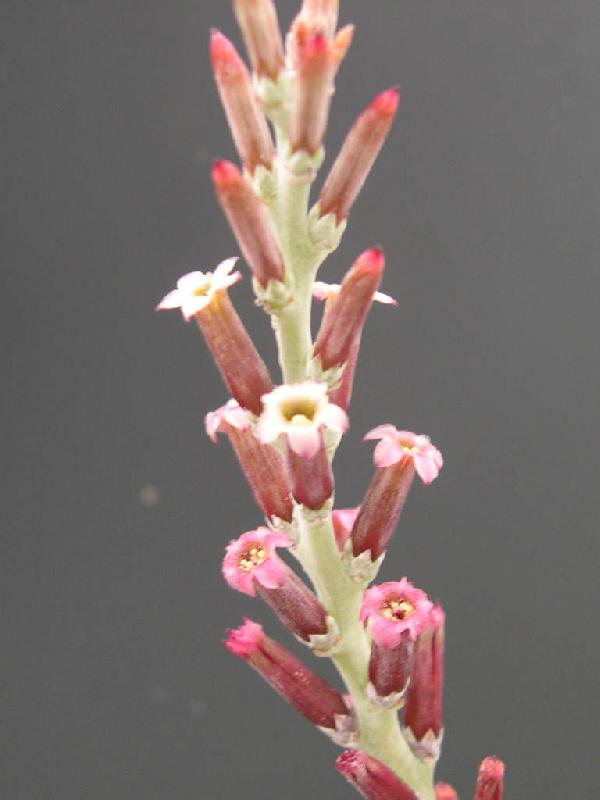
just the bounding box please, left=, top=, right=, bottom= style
left=381, top=597, right=415, bottom=621
left=280, top=397, right=317, bottom=425
left=238, top=545, right=267, bottom=572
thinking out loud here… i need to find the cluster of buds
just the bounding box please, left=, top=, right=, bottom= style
left=158, top=0, right=505, bottom=797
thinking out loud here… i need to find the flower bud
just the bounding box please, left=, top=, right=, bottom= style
left=474, top=757, right=505, bottom=800
left=403, top=605, right=445, bottom=762
left=313, top=247, right=385, bottom=371
left=318, top=88, right=400, bottom=222
left=335, top=750, right=418, bottom=800
left=286, top=429, right=333, bottom=510
left=435, top=784, right=458, bottom=800
left=351, top=427, right=443, bottom=559
left=360, top=580, right=433, bottom=708
left=210, top=30, right=274, bottom=173
left=225, top=619, right=355, bottom=742
left=206, top=400, right=294, bottom=523
left=222, top=528, right=337, bottom=651
left=232, top=0, right=284, bottom=79
left=157, top=260, right=272, bottom=415
left=296, top=0, right=339, bottom=39
left=212, top=160, right=285, bottom=287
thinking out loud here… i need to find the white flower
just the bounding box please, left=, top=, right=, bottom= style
left=258, top=381, right=348, bottom=458
left=156, top=257, right=240, bottom=320
left=312, top=281, right=397, bottom=306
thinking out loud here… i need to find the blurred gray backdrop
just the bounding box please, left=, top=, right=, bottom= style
left=2, top=1, right=599, bottom=797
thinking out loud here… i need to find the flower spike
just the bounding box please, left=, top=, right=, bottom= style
left=232, top=0, right=284, bottom=79
left=474, top=757, right=505, bottom=800
left=210, top=30, right=274, bottom=173
left=158, top=261, right=272, bottom=415
left=335, top=750, right=418, bottom=800
left=205, top=400, right=294, bottom=523
left=225, top=620, right=355, bottom=742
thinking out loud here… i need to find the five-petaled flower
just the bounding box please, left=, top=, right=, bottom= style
left=156, top=257, right=241, bottom=320
left=360, top=580, right=433, bottom=649
left=365, top=426, right=443, bottom=484
left=222, top=527, right=292, bottom=596
left=258, top=381, right=348, bottom=458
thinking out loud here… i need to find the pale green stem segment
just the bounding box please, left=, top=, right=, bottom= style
left=258, top=86, right=435, bottom=800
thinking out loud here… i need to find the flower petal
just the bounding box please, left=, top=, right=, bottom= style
left=287, top=426, right=321, bottom=458
left=363, top=424, right=399, bottom=442
left=322, top=402, right=349, bottom=433
left=156, top=289, right=183, bottom=311
left=373, top=438, right=403, bottom=468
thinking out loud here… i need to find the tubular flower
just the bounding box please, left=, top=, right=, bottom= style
left=157, top=260, right=272, bottom=415
left=285, top=429, right=334, bottom=509
left=222, top=529, right=336, bottom=649
left=232, top=0, right=285, bottom=79
left=211, top=159, right=285, bottom=288
left=205, top=400, right=294, bottom=523
left=365, top=425, right=443, bottom=484
left=210, top=30, right=274, bottom=173
left=474, top=757, right=505, bottom=800
left=403, top=604, right=445, bottom=762
left=335, top=750, right=418, bottom=800
left=360, top=580, right=433, bottom=707
left=318, top=87, right=400, bottom=223
left=225, top=619, right=355, bottom=742
left=258, top=381, right=348, bottom=458
left=313, top=247, right=386, bottom=371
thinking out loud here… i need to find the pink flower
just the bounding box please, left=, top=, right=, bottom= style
left=360, top=580, right=433, bottom=649
left=258, top=381, right=348, bottom=458
left=313, top=281, right=397, bottom=306
left=205, top=399, right=251, bottom=443
left=156, top=258, right=241, bottom=321
left=364, top=426, right=443, bottom=484
left=222, top=528, right=292, bottom=596
left=332, top=507, right=360, bottom=550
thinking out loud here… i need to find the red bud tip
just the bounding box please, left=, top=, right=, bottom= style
left=370, top=87, right=401, bottom=117
left=475, top=757, right=505, bottom=800
left=211, top=159, right=241, bottom=186
left=358, top=246, right=385, bottom=275
left=210, top=30, right=242, bottom=71
left=224, top=618, right=263, bottom=659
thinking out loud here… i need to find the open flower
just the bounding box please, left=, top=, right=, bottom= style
left=222, top=528, right=292, bottom=596
left=364, top=426, right=443, bottom=484
left=313, top=281, right=397, bottom=306
left=360, top=580, right=433, bottom=649
left=156, top=257, right=240, bottom=320
left=205, top=398, right=251, bottom=443
left=258, top=381, right=348, bottom=458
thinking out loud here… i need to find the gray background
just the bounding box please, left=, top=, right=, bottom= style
left=2, top=0, right=599, bottom=797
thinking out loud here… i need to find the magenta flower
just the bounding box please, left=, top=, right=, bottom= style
left=222, top=528, right=292, bottom=596
left=156, top=258, right=240, bottom=321
left=360, top=580, right=433, bottom=649
left=332, top=507, right=360, bottom=550
left=335, top=750, right=418, bottom=800
left=365, top=425, right=443, bottom=484
left=258, top=381, right=348, bottom=458
left=205, top=398, right=251, bottom=443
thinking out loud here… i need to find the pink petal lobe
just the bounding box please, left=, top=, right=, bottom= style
left=322, top=403, right=349, bottom=433
left=287, top=427, right=321, bottom=458
left=255, top=557, right=287, bottom=589
left=156, top=289, right=182, bottom=311
left=364, top=423, right=399, bottom=442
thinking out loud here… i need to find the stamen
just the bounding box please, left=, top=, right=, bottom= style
left=381, top=597, right=415, bottom=621
left=239, top=545, right=268, bottom=572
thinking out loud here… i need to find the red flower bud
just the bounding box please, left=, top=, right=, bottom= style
left=232, top=0, right=284, bottom=79
left=210, top=30, right=274, bottom=173
left=336, top=750, right=418, bottom=800
left=212, top=160, right=285, bottom=287
left=474, top=757, right=505, bottom=800
left=319, top=88, right=400, bottom=222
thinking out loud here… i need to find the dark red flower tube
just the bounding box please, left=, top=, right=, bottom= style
left=212, top=160, right=285, bottom=287
left=210, top=30, right=274, bottom=173
left=205, top=400, right=293, bottom=523
left=285, top=429, right=334, bottom=510
left=232, top=0, right=284, bottom=79
left=318, top=88, right=400, bottom=222
left=403, top=605, right=445, bottom=761
left=225, top=619, right=354, bottom=740
left=313, top=247, right=385, bottom=371
left=474, top=757, right=505, bottom=800
left=335, top=750, right=418, bottom=800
